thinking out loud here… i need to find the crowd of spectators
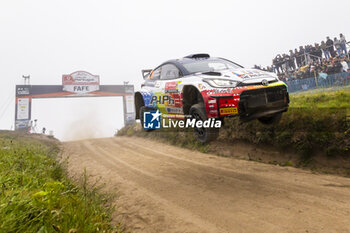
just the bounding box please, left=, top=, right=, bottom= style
left=254, top=33, right=350, bottom=82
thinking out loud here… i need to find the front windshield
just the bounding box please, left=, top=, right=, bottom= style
left=183, top=59, right=242, bottom=74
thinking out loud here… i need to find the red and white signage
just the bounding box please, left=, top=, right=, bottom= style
left=62, top=71, right=100, bottom=94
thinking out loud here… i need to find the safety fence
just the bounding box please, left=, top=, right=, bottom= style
left=286, top=72, right=350, bottom=93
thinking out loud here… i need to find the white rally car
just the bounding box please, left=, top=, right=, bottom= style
left=135, top=54, right=289, bottom=142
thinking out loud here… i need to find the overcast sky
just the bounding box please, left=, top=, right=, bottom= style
left=0, top=0, right=349, bottom=140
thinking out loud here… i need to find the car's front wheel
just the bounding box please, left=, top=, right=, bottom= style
left=258, top=112, right=282, bottom=125
left=189, top=103, right=219, bottom=143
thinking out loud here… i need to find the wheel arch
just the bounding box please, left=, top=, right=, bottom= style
left=182, top=85, right=205, bottom=115
left=134, top=92, right=145, bottom=119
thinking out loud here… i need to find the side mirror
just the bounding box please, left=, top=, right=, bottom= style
left=142, top=69, right=152, bottom=79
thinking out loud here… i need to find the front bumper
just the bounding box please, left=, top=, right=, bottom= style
left=238, top=85, right=289, bottom=121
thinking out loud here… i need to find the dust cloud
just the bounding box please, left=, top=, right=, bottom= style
left=62, top=119, right=103, bottom=141
left=61, top=105, right=116, bottom=142
left=31, top=97, right=124, bottom=141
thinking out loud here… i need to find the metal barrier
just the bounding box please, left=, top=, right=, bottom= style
left=286, top=72, right=350, bottom=93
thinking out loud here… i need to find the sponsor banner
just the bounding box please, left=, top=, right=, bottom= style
left=15, top=119, right=30, bottom=129
left=16, top=87, right=30, bottom=96
left=62, top=71, right=100, bottom=95
left=17, top=98, right=30, bottom=120
left=125, top=95, right=134, bottom=113
left=124, top=86, right=134, bottom=94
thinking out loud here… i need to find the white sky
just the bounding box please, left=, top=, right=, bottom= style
left=0, top=0, right=349, bottom=140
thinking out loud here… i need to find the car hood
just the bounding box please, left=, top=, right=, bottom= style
left=198, top=68, right=278, bottom=84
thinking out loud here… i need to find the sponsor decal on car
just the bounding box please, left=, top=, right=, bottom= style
left=206, top=88, right=234, bottom=95
left=219, top=107, right=238, bottom=115
left=198, top=83, right=206, bottom=90
left=165, top=81, right=181, bottom=93
left=150, top=95, right=175, bottom=105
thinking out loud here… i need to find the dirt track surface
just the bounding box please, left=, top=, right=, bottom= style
left=63, top=137, right=350, bottom=233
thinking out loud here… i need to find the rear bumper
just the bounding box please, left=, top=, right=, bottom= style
left=238, top=85, right=289, bottom=121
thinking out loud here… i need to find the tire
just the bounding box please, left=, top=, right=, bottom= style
left=139, top=106, right=156, bottom=132
left=189, top=103, right=219, bottom=143
left=258, top=112, right=282, bottom=125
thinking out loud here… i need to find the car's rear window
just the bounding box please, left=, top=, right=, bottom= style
left=183, top=59, right=242, bottom=74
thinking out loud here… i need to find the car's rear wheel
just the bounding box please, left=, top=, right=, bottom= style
left=258, top=112, right=282, bottom=125
left=189, top=103, right=219, bottom=143
left=139, top=106, right=156, bottom=132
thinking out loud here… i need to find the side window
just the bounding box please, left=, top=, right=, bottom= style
left=160, top=64, right=181, bottom=80
left=149, top=67, right=161, bottom=80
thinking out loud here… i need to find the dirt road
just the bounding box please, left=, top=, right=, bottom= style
left=63, top=137, right=350, bottom=233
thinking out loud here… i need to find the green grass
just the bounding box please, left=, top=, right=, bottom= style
left=290, top=89, right=350, bottom=109
left=0, top=131, right=119, bottom=233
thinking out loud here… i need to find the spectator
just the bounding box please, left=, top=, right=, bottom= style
left=295, top=48, right=302, bottom=67
left=299, top=46, right=306, bottom=66
left=326, top=36, right=335, bottom=57
left=270, top=33, right=350, bottom=79
left=281, top=54, right=289, bottom=72
left=273, top=55, right=283, bottom=74
left=314, top=43, right=322, bottom=61
left=321, top=41, right=330, bottom=59
left=341, top=58, right=349, bottom=72
left=289, top=50, right=296, bottom=71
left=334, top=37, right=342, bottom=55
left=339, top=33, right=347, bottom=55
left=305, top=45, right=311, bottom=63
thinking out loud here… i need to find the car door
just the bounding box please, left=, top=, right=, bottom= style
left=143, top=66, right=162, bottom=108
left=159, top=64, right=184, bottom=116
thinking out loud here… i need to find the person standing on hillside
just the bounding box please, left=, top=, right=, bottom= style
left=295, top=48, right=301, bottom=68
left=289, top=50, right=296, bottom=71
left=326, top=36, right=335, bottom=57
left=299, top=46, right=306, bottom=65
left=334, top=37, right=342, bottom=55
left=339, top=33, right=347, bottom=55
left=321, top=41, right=330, bottom=59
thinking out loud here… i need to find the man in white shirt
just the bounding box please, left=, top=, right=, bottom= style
left=341, top=58, right=349, bottom=72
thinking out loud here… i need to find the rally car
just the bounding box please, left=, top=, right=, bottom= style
left=135, top=54, right=289, bottom=142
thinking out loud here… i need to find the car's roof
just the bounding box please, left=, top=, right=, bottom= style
left=157, top=55, right=244, bottom=76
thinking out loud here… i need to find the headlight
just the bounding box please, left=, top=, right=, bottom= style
left=203, top=78, right=239, bottom=88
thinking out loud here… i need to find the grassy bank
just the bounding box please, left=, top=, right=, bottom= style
left=220, top=89, right=349, bottom=157
left=0, top=131, right=117, bottom=232
left=118, top=89, right=350, bottom=170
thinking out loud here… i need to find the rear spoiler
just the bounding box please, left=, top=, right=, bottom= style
left=142, top=69, right=152, bottom=79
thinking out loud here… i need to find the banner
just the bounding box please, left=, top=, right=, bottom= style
left=62, top=71, right=100, bottom=95
left=17, top=98, right=30, bottom=120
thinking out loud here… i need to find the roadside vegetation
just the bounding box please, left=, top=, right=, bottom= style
left=118, top=89, right=350, bottom=174
left=0, top=131, right=118, bottom=232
